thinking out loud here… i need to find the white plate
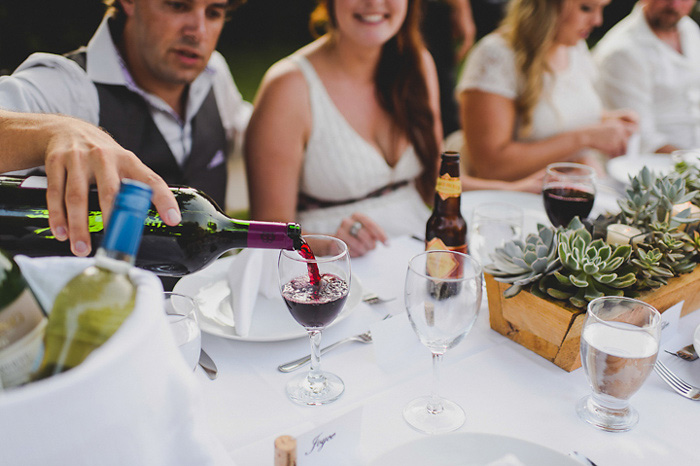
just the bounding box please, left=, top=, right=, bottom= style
left=370, top=433, right=581, bottom=466
left=174, top=256, right=362, bottom=342
left=606, top=154, right=673, bottom=185
left=461, top=190, right=549, bottom=236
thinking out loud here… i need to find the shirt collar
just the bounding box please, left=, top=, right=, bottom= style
left=85, top=15, right=217, bottom=122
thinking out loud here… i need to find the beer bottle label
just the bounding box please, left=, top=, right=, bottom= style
left=425, top=238, right=467, bottom=279
left=435, top=173, right=461, bottom=200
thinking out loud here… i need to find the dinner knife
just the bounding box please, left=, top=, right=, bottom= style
left=198, top=349, right=218, bottom=380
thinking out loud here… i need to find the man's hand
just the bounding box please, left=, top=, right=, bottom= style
left=0, top=110, right=181, bottom=257
left=42, top=117, right=182, bottom=256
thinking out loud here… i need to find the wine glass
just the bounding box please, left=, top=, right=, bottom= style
left=164, top=292, right=202, bottom=371
left=469, top=202, right=523, bottom=267
left=403, top=250, right=482, bottom=434
left=576, top=296, right=661, bottom=432
left=278, top=235, right=350, bottom=406
left=542, top=162, right=596, bottom=228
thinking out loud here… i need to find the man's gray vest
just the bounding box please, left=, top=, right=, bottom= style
left=67, top=50, right=228, bottom=209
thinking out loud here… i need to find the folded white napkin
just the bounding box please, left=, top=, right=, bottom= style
left=226, top=249, right=280, bottom=337
left=6, top=256, right=235, bottom=466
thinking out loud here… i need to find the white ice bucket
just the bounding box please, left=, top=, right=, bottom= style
left=0, top=256, right=232, bottom=466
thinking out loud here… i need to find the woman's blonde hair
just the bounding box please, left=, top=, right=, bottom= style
left=500, top=0, right=565, bottom=136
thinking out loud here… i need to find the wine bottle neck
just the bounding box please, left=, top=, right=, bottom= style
left=94, top=249, right=133, bottom=274
left=244, top=221, right=301, bottom=250
left=100, top=180, right=152, bottom=263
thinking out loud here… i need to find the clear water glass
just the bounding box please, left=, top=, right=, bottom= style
left=403, top=250, right=482, bottom=434
left=576, top=296, right=661, bottom=432
left=164, top=292, right=202, bottom=371
left=469, top=202, right=523, bottom=267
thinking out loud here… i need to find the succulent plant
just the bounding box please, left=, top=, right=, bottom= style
left=618, top=167, right=658, bottom=227
left=484, top=224, right=560, bottom=298
left=619, top=167, right=696, bottom=228
left=630, top=247, right=674, bottom=289
left=540, top=218, right=636, bottom=308
left=639, top=222, right=696, bottom=275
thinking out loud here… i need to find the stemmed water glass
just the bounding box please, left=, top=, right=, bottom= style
left=403, top=250, right=482, bottom=434
left=542, top=162, right=596, bottom=228
left=278, top=235, right=350, bottom=406
left=577, top=296, right=661, bottom=432
left=163, top=292, right=201, bottom=371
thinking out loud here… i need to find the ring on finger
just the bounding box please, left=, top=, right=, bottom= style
left=349, top=221, right=363, bottom=238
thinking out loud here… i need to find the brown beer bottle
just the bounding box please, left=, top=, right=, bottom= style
left=425, top=151, right=467, bottom=254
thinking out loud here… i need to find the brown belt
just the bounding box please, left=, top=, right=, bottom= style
left=297, top=180, right=410, bottom=212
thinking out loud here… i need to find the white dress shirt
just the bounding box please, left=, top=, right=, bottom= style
left=0, top=16, right=252, bottom=167
left=593, top=3, right=700, bottom=153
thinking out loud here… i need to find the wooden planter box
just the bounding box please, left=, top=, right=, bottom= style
left=486, top=267, right=700, bottom=372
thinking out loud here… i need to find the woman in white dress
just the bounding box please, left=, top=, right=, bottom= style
left=457, top=0, right=639, bottom=182
left=245, top=0, right=542, bottom=257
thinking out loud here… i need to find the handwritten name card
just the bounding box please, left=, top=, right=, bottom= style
left=295, top=407, right=362, bottom=466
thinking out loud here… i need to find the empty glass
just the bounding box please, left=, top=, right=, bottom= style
left=403, top=250, right=482, bottom=434
left=576, top=296, right=661, bottom=432
left=469, top=202, right=523, bottom=267
left=164, top=292, right=202, bottom=371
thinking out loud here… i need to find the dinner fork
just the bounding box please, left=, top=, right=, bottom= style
left=653, top=361, right=700, bottom=401
left=277, top=314, right=391, bottom=373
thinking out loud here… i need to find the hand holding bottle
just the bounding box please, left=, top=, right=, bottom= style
left=42, top=117, right=181, bottom=256
left=0, top=110, right=181, bottom=257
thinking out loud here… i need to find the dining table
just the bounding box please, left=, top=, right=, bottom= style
left=189, top=186, right=700, bottom=465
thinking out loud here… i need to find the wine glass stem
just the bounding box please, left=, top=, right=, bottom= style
left=308, top=330, right=323, bottom=382
left=428, top=352, right=444, bottom=415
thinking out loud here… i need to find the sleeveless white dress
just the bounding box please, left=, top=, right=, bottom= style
left=289, top=55, right=431, bottom=237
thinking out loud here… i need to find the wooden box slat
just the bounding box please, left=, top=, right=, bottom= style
left=486, top=267, right=700, bottom=372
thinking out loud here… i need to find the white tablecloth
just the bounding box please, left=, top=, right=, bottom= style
left=196, top=232, right=700, bottom=465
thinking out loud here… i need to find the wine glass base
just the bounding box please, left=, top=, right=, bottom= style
left=286, top=371, right=345, bottom=406
left=403, top=396, right=465, bottom=434
left=576, top=395, right=638, bottom=432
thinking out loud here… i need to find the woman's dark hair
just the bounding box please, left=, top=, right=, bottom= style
left=310, top=0, right=438, bottom=198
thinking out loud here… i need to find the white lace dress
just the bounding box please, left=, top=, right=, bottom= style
left=457, top=33, right=603, bottom=142
left=289, top=55, right=431, bottom=237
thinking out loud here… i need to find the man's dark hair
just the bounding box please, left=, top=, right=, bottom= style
left=103, top=0, right=245, bottom=26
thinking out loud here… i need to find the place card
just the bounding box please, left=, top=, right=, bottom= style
left=659, top=300, right=682, bottom=345
left=295, top=407, right=362, bottom=466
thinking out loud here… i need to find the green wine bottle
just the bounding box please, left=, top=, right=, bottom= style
left=0, top=175, right=302, bottom=276
left=0, top=249, right=46, bottom=389
left=31, top=179, right=152, bottom=381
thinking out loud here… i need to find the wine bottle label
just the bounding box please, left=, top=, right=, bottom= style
left=18, top=176, right=48, bottom=189
left=435, top=173, right=461, bottom=200
left=0, top=289, right=44, bottom=348
left=0, top=289, right=47, bottom=389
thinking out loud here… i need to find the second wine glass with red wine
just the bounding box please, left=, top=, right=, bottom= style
left=542, top=162, right=596, bottom=228
left=278, top=235, right=350, bottom=406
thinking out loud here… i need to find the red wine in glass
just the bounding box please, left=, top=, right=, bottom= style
left=297, top=240, right=321, bottom=286
left=281, top=273, right=349, bottom=328
left=543, top=186, right=595, bottom=228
